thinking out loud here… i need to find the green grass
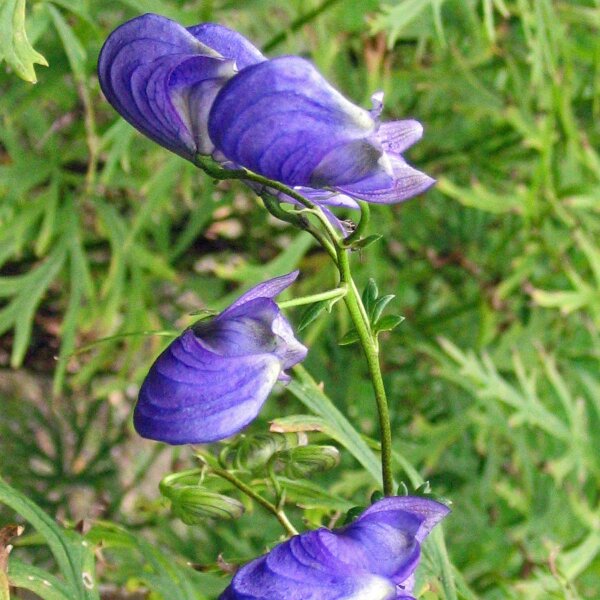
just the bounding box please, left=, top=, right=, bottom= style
left=1, top=0, right=600, bottom=598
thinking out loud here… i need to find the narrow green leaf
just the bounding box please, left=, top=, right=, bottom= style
left=0, top=476, right=99, bottom=599
left=8, top=559, right=72, bottom=600
left=11, top=243, right=67, bottom=367
left=298, top=299, right=329, bottom=331
left=338, top=328, right=360, bottom=346
left=47, top=3, right=86, bottom=82
left=371, top=294, right=395, bottom=324
left=350, top=234, right=382, bottom=249
left=374, top=314, right=405, bottom=334
left=361, top=278, right=379, bottom=315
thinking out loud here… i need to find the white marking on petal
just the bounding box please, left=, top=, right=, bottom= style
left=378, top=152, right=394, bottom=176
left=345, top=575, right=396, bottom=600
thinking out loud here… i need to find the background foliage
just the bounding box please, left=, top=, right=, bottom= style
left=1, top=0, right=599, bottom=598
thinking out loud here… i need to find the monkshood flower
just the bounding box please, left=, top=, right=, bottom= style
left=98, top=13, right=265, bottom=158
left=98, top=14, right=434, bottom=205
left=220, top=496, right=450, bottom=600
left=134, top=272, right=307, bottom=445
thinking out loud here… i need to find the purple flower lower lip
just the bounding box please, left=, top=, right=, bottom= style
left=134, top=271, right=307, bottom=445
left=220, top=496, right=450, bottom=600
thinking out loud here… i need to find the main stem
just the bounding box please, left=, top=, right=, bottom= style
left=336, top=248, right=395, bottom=496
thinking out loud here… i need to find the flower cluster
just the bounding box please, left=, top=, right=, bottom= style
left=98, top=13, right=434, bottom=208
left=99, top=14, right=446, bottom=600
left=220, top=496, right=450, bottom=600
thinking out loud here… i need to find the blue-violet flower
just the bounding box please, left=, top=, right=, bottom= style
left=220, top=496, right=450, bottom=600
left=98, top=13, right=434, bottom=206
left=134, top=271, right=307, bottom=445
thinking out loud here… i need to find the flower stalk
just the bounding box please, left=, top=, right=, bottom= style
left=206, top=463, right=298, bottom=536
left=278, top=287, right=347, bottom=309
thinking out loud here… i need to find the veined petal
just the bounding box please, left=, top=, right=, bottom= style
left=358, top=496, right=451, bottom=544
left=196, top=297, right=307, bottom=369
left=223, top=270, right=299, bottom=313
left=294, top=187, right=359, bottom=210
left=227, top=548, right=395, bottom=600
left=337, top=155, right=435, bottom=204
left=219, top=497, right=449, bottom=600
left=311, top=138, right=388, bottom=187
left=208, top=56, right=377, bottom=186
left=134, top=330, right=280, bottom=444
left=186, top=23, right=265, bottom=69
left=98, top=13, right=235, bottom=159
left=135, top=272, right=306, bottom=445
left=378, top=120, right=424, bottom=155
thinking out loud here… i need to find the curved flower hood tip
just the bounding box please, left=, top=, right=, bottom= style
left=99, top=14, right=434, bottom=206
left=97, top=13, right=265, bottom=159
left=134, top=271, right=307, bottom=445
left=220, top=496, right=450, bottom=600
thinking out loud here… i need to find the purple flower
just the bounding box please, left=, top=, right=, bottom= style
left=98, top=13, right=265, bottom=159
left=134, top=272, right=307, bottom=445
left=220, top=496, right=450, bottom=600
left=99, top=14, right=433, bottom=205
left=209, top=60, right=434, bottom=204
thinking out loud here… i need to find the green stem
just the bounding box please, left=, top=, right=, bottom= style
left=343, top=200, right=371, bottom=246
left=209, top=465, right=298, bottom=536
left=336, top=247, right=395, bottom=496
left=278, top=286, right=347, bottom=309
left=195, top=155, right=338, bottom=260
left=262, top=0, right=343, bottom=52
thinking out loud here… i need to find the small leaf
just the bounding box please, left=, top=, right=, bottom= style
left=371, top=294, right=395, bottom=324
left=298, top=299, right=329, bottom=331
left=374, top=314, right=405, bottom=334
left=0, top=476, right=99, bottom=599
left=47, top=4, right=86, bottom=82
left=0, top=0, right=48, bottom=83
left=350, top=234, right=382, bottom=249
left=270, top=414, right=333, bottom=435
left=338, top=328, right=360, bottom=346
left=342, top=506, right=365, bottom=525
left=8, top=559, right=72, bottom=600
left=361, top=279, right=379, bottom=315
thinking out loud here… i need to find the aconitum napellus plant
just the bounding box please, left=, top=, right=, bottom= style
left=99, top=12, right=450, bottom=600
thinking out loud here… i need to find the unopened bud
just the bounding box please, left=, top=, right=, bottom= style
left=220, top=433, right=305, bottom=472
left=276, top=445, right=340, bottom=479
left=170, top=487, right=245, bottom=525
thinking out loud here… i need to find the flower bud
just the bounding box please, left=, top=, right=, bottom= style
left=169, top=487, right=245, bottom=525
left=275, top=445, right=340, bottom=479
left=220, top=432, right=305, bottom=472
